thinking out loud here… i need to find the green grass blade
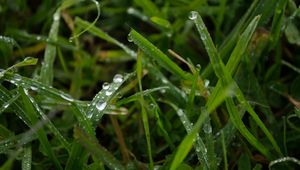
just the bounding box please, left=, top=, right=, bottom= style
left=117, top=86, right=168, bottom=105
left=40, top=8, right=61, bottom=86
left=129, top=29, right=190, bottom=79
left=18, top=87, right=63, bottom=170
left=87, top=73, right=132, bottom=125
left=221, top=130, right=228, bottom=170
left=137, top=50, right=154, bottom=169
left=74, top=127, right=125, bottom=170
left=170, top=83, right=234, bottom=170
left=0, top=93, right=20, bottom=115
left=133, top=0, right=160, bottom=17
left=21, top=146, right=32, bottom=170
left=192, top=11, right=281, bottom=158
left=71, top=103, right=95, bottom=136
left=75, top=17, right=136, bottom=58
left=23, top=91, right=70, bottom=151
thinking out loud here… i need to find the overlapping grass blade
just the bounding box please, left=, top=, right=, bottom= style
left=170, top=83, right=234, bottom=170
left=192, top=11, right=281, bottom=158
left=18, top=87, right=62, bottom=170
left=136, top=50, right=154, bottom=169
left=74, top=127, right=125, bottom=170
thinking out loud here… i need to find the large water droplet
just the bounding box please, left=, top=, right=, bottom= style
left=113, top=74, right=123, bottom=83
left=102, top=82, right=110, bottom=90
left=203, top=122, right=212, bottom=134
left=127, top=34, right=133, bottom=42
left=53, top=13, right=60, bottom=21
left=201, top=34, right=207, bottom=41
left=204, top=79, right=210, bottom=88
left=189, top=11, right=198, bottom=20
left=105, top=90, right=113, bottom=96
left=96, top=101, right=107, bottom=111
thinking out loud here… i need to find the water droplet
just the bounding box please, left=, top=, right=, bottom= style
left=14, top=76, right=21, bottom=82
left=189, top=11, right=198, bottom=20
left=105, top=90, right=113, bottom=96
left=36, top=36, right=42, bottom=41
left=201, top=34, right=207, bottom=41
left=102, top=82, right=110, bottom=90
left=149, top=103, right=155, bottom=109
left=162, top=78, right=168, bottom=84
left=96, top=101, right=107, bottom=111
left=127, top=7, right=135, bottom=14
left=203, top=122, right=212, bottom=134
left=204, top=79, right=210, bottom=88
left=30, top=86, right=38, bottom=91
left=69, top=38, right=73, bottom=43
left=178, top=109, right=184, bottom=116
left=160, top=89, right=166, bottom=93
left=53, top=13, right=60, bottom=21
left=196, top=64, right=201, bottom=69
left=60, top=94, right=74, bottom=102
left=113, top=74, right=123, bottom=83
left=127, top=33, right=133, bottom=42
left=3, top=103, right=9, bottom=109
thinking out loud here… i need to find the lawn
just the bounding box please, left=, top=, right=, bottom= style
left=1, top=0, right=300, bottom=169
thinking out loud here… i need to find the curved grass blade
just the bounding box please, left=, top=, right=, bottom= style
left=0, top=57, right=38, bottom=79
left=69, top=0, right=101, bottom=41
left=75, top=17, right=136, bottom=59
left=74, top=127, right=125, bottom=170
left=269, top=157, right=300, bottom=169
left=128, top=29, right=190, bottom=79
left=192, top=11, right=281, bottom=158
left=71, top=103, right=94, bottom=136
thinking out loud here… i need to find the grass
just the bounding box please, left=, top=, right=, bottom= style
left=1, top=0, right=300, bottom=169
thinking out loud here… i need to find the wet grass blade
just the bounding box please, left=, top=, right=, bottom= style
left=74, top=127, right=125, bottom=170
left=129, top=29, right=190, bottom=79
left=18, top=87, right=63, bottom=170
left=21, top=146, right=32, bottom=170
left=136, top=50, right=154, bottom=169
left=86, top=73, right=132, bottom=126
left=40, top=8, right=61, bottom=86
left=192, top=11, right=281, bottom=158
left=170, top=83, right=234, bottom=170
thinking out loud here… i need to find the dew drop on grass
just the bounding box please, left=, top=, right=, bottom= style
left=96, top=101, right=107, bottom=111
left=203, top=122, right=212, bottom=134
left=201, top=34, right=207, bottom=41
left=105, top=90, right=113, bottom=96
left=189, top=11, right=198, bottom=20
left=102, top=82, right=110, bottom=90
left=127, top=33, right=133, bottom=42
left=178, top=109, right=184, bottom=116
left=60, top=94, right=74, bottom=102
left=53, top=13, right=60, bottom=21
left=204, top=79, right=210, bottom=88
left=113, top=74, right=123, bottom=83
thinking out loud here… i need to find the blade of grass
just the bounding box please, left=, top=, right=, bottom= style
left=40, top=8, right=61, bottom=86
left=18, top=87, right=63, bottom=170
left=75, top=17, right=136, bottom=58
left=74, top=127, right=125, bottom=170
left=170, top=83, right=234, bottom=170
left=21, top=145, right=32, bottom=170
left=129, top=29, right=190, bottom=79
left=86, top=73, right=133, bottom=126
left=137, top=50, right=154, bottom=169
left=192, top=11, right=281, bottom=158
